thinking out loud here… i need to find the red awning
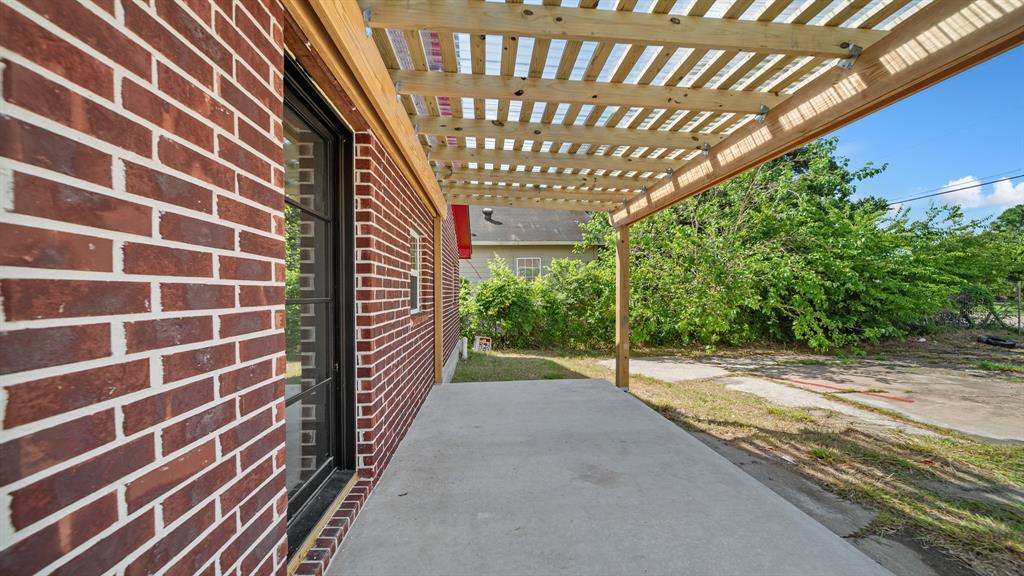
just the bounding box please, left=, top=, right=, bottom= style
left=451, top=204, right=472, bottom=259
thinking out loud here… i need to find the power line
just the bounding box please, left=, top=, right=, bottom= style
left=886, top=173, right=1024, bottom=207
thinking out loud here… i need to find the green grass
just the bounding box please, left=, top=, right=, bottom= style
left=454, top=349, right=1024, bottom=576
left=974, top=361, right=1024, bottom=374
left=808, top=446, right=839, bottom=461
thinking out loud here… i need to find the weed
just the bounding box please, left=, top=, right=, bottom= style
left=974, top=361, right=1024, bottom=374
left=808, top=446, right=838, bottom=461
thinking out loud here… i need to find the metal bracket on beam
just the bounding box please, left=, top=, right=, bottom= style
left=838, top=43, right=863, bottom=70
left=394, top=80, right=402, bottom=102
left=755, top=104, right=770, bottom=124
left=665, top=167, right=674, bottom=177
left=362, top=8, right=372, bottom=37
left=701, top=143, right=711, bottom=159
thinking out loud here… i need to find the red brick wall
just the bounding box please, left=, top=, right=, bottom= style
left=0, top=1, right=461, bottom=574
left=0, top=0, right=290, bottom=574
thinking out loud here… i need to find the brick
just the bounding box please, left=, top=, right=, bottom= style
left=165, top=515, right=235, bottom=576
left=239, top=231, right=284, bottom=258
left=123, top=78, right=213, bottom=150
left=125, top=160, right=213, bottom=213
left=3, top=62, right=152, bottom=156
left=160, top=211, right=235, bottom=250
left=219, top=359, right=273, bottom=396
left=220, top=310, right=272, bottom=337
left=9, top=435, right=154, bottom=529
left=213, top=12, right=270, bottom=80
left=123, top=378, right=214, bottom=435
left=126, top=441, right=216, bottom=511
left=161, top=283, right=235, bottom=311
left=161, top=400, right=235, bottom=453
left=126, top=316, right=214, bottom=353
left=155, top=0, right=232, bottom=72
left=50, top=510, right=155, bottom=576
left=220, top=255, right=273, bottom=280
left=0, top=410, right=115, bottom=486
left=239, top=380, right=283, bottom=415
left=0, top=117, right=111, bottom=187
left=13, top=172, right=150, bottom=235
left=124, top=242, right=213, bottom=277
left=239, top=424, right=284, bottom=470
left=0, top=222, right=112, bottom=271
left=219, top=455, right=270, bottom=512
left=220, top=73, right=270, bottom=128
left=163, top=342, right=236, bottom=383
left=238, top=0, right=272, bottom=31
left=159, top=136, right=235, bottom=191
left=0, top=493, right=117, bottom=576
left=3, top=360, right=149, bottom=428
left=157, top=62, right=233, bottom=131
left=125, top=502, right=216, bottom=576
left=218, top=194, right=273, bottom=231
left=219, top=135, right=271, bottom=181
left=238, top=173, right=283, bottom=210
left=220, top=408, right=273, bottom=454
left=238, top=118, right=281, bottom=163
left=1, top=279, right=150, bottom=321
left=233, top=10, right=278, bottom=82
left=220, top=507, right=272, bottom=572
left=16, top=0, right=151, bottom=79
left=124, top=0, right=213, bottom=87
left=239, top=333, right=285, bottom=363
left=162, top=457, right=235, bottom=523
left=0, top=5, right=113, bottom=98
left=239, top=470, right=284, bottom=523
left=0, top=323, right=110, bottom=375
left=239, top=284, right=284, bottom=307
left=241, top=516, right=284, bottom=575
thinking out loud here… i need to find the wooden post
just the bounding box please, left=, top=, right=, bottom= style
left=615, top=224, right=630, bottom=390
left=433, top=215, right=444, bottom=384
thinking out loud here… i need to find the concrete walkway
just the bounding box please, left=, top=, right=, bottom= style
left=329, top=379, right=890, bottom=576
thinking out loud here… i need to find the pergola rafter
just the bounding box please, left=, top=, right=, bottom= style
left=304, top=0, right=1024, bottom=389
left=349, top=0, right=1022, bottom=215
left=363, top=0, right=888, bottom=57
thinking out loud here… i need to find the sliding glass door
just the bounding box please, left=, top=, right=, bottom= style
left=283, top=58, right=354, bottom=555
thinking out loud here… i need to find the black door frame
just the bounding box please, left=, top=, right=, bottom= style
left=283, top=56, right=356, bottom=555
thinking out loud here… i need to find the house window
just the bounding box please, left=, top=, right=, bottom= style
left=409, top=229, right=420, bottom=312
left=516, top=257, right=542, bottom=281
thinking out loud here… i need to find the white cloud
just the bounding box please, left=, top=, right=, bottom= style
left=940, top=176, right=1024, bottom=209
left=940, top=176, right=983, bottom=208
left=988, top=178, right=1024, bottom=207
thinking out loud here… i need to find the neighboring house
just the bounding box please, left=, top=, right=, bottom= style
left=460, top=207, right=597, bottom=284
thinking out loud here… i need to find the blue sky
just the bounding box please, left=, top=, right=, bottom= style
left=833, top=45, right=1024, bottom=223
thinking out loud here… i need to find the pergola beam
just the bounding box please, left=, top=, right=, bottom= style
left=444, top=184, right=633, bottom=203
left=612, top=0, right=1024, bottom=227
left=445, top=195, right=615, bottom=212
left=362, top=0, right=886, bottom=58
left=440, top=167, right=658, bottom=191
left=393, top=70, right=784, bottom=115
left=414, top=115, right=724, bottom=151
left=427, top=146, right=674, bottom=174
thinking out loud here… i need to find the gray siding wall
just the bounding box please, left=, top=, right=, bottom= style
left=460, top=245, right=597, bottom=284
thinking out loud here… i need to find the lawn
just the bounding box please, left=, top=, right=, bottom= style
left=453, top=349, right=1024, bottom=576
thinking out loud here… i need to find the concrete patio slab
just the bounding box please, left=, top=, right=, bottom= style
left=328, top=379, right=890, bottom=576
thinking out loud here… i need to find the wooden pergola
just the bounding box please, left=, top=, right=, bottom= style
left=288, top=0, right=1023, bottom=388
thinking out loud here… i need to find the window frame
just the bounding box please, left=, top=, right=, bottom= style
left=516, top=257, right=542, bottom=281
left=409, top=229, right=421, bottom=313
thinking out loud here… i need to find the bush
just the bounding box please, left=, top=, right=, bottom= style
left=460, top=138, right=1019, bottom=351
